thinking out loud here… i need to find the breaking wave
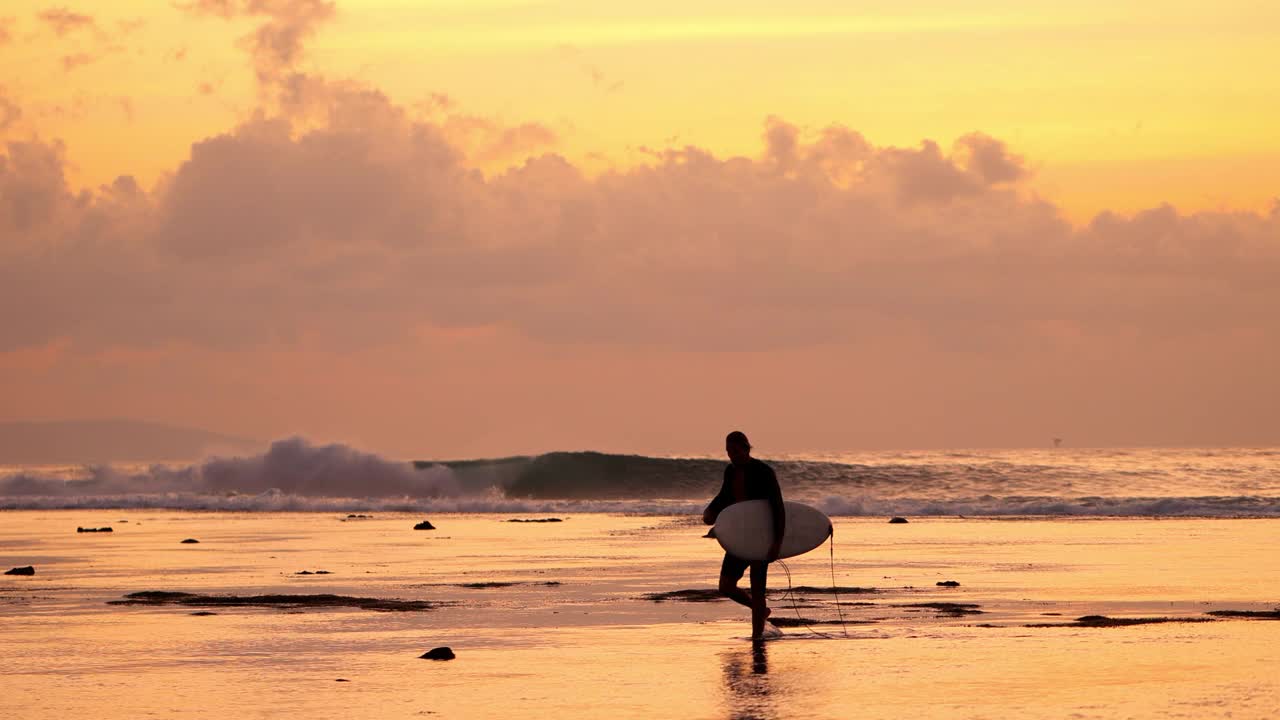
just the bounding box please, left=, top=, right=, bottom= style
left=2, top=437, right=1279, bottom=517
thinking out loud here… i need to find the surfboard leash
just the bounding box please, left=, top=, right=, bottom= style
left=829, top=527, right=850, bottom=637
left=772, top=524, right=850, bottom=639
left=775, top=558, right=835, bottom=639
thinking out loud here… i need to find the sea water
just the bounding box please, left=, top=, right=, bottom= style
left=3, top=441, right=1279, bottom=517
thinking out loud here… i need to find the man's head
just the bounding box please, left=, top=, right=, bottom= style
left=725, top=430, right=752, bottom=465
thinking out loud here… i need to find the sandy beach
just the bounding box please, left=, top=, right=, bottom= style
left=3, top=510, right=1277, bottom=719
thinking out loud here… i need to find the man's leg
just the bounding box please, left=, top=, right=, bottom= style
left=749, top=561, right=769, bottom=639
left=719, top=554, right=752, bottom=608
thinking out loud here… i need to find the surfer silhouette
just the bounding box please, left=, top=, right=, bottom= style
left=703, top=430, right=785, bottom=640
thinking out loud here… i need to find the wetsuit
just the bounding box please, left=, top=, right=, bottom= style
left=704, top=457, right=785, bottom=578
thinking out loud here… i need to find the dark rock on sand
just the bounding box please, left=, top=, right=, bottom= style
left=775, top=586, right=877, bottom=595
left=642, top=589, right=725, bottom=603
left=1077, top=615, right=1119, bottom=624
left=888, top=517, right=908, bottom=524
left=126, top=591, right=199, bottom=602
left=189, top=611, right=217, bottom=616
left=645, top=586, right=877, bottom=603
left=1206, top=609, right=1280, bottom=619
left=77, top=526, right=113, bottom=533
left=450, top=580, right=559, bottom=588
left=296, top=570, right=333, bottom=575
left=109, top=591, right=443, bottom=612
left=413, top=521, right=436, bottom=530
left=1026, top=614, right=1217, bottom=628
left=346, top=514, right=372, bottom=519
left=5, top=566, right=35, bottom=576
left=507, top=518, right=564, bottom=523
left=896, top=602, right=984, bottom=615
left=420, top=647, right=455, bottom=660
left=180, top=538, right=199, bottom=544
left=769, top=617, right=877, bottom=627
left=936, top=580, right=961, bottom=587
left=335, top=678, right=350, bottom=682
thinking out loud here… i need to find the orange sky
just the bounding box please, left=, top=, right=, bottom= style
left=4, top=0, right=1279, bottom=220
left=1, top=1, right=1277, bottom=456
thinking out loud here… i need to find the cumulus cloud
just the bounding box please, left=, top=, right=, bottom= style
left=29, top=8, right=127, bottom=71
left=2, top=89, right=1277, bottom=363
left=0, top=89, right=19, bottom=131
left=438, top=115, right=558, bottom=167
left=55, top=42, right=126, bottom=72
left=37, top=7, right=96, bottom=37
left=242, top=1, right=334, bottom=83
left=179, top=0, right=336, bottom=85
left=117, top=18, right=147, bottom=35
left=556, top=45, right=625, bottom=94
left=0, top=139, right=77, bottom=239
left=954, top=132, right=1027, bottom=184
left=177, top=0, right=241, bottom=20
left=60, top=51, right=96, bottom=71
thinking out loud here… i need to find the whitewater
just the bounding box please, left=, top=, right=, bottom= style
left=2, top=438, right=1277, bottom=517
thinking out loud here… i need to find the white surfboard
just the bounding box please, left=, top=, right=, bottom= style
left=713, top=500, right=832, bottom=561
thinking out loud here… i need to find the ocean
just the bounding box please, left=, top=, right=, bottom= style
left=2, top=442, right=1278, bottom=718
left=3, top=438, right=1279, bottom=516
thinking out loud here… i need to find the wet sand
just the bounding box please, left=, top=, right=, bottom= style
left=2, top=511, right=1278, bottom=719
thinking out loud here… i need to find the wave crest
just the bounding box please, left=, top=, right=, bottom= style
left=1, top=437, right=459, bottom=499
left=3, top=440, right=1278, bottom=516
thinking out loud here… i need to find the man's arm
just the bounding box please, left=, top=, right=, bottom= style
left=702, top=467, right=732, bottom=525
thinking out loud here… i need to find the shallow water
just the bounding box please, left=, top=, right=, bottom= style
left=2, top=511, right=1278, bottom=718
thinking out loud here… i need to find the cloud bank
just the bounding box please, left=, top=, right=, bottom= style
left=2, top=88, right=1276, bottom=358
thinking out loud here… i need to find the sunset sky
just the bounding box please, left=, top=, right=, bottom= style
left=2, top=1, right=1277, bottom=457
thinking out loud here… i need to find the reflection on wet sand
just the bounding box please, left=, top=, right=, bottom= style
left=721, top=643, right=776, bottom=720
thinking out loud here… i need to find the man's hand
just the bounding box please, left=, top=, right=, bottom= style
left=766, top=541, right=782, bottom=563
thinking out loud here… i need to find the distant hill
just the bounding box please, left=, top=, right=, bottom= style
left=0, top=420, right=261, bottom=464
